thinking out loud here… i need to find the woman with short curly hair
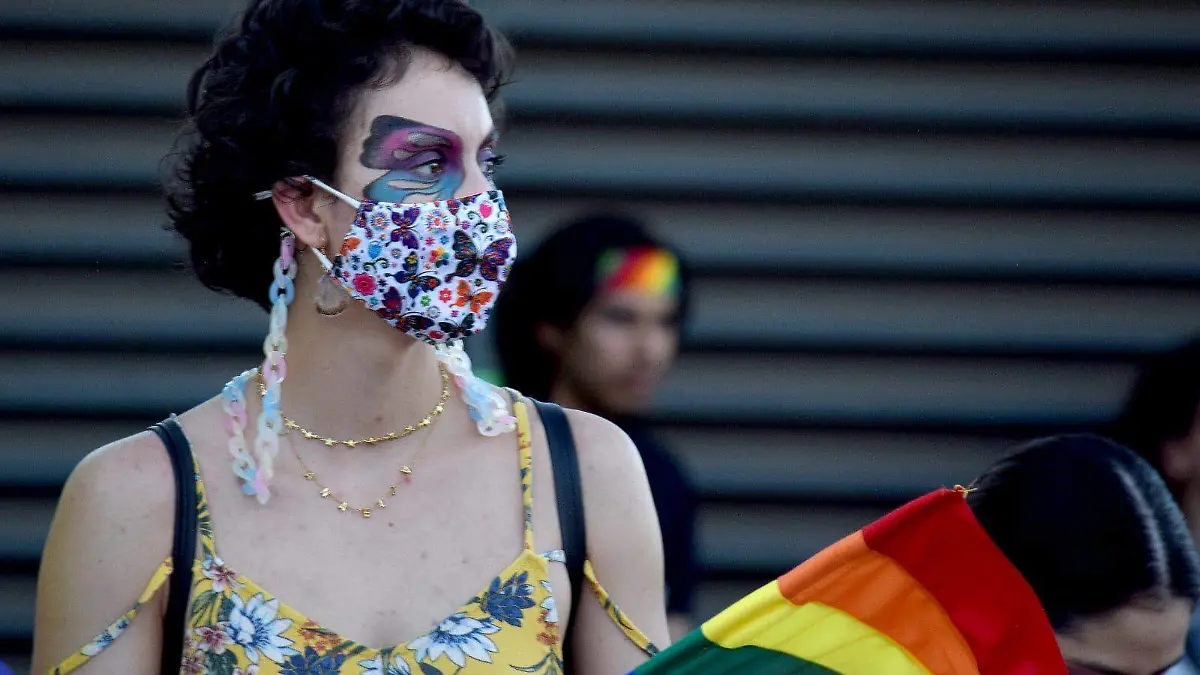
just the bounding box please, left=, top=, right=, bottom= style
left=32, top=2, right=669, bottom=673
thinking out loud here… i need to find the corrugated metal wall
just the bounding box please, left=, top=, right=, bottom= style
left=2, top=0, right=1199, bottom=669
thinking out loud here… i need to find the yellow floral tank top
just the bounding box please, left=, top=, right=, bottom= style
left=49, top=397, right=657, bottom=674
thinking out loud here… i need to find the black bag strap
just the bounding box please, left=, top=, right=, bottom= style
left=149, top=416, right=197, bottom=675
left=531, top=398, right=586, bottom=669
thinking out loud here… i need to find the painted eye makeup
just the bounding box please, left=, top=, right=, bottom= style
left=360, top=115, right=465, bottom=201
left=360, top=115, right=504, bottom=200
left=480, top=150, right=506, bottom=183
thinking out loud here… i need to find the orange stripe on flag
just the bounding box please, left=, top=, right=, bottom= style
left=779, top=531, right=979, bottom=675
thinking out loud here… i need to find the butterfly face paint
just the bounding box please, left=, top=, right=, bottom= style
left=303, top=177, right=515, bottom=343
left=360, top=115, right=502, bottom=202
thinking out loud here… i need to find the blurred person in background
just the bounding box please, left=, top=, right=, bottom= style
left=1110, top=337, right=1200, bottom=672
left=32, top=1, right=670, bottom=673
left=968, top=434, right=1200, bottom=675
left=492, top=214, right=698, bottom=637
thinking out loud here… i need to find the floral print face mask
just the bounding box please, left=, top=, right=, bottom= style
left=306, top=176, right=516, bottom=343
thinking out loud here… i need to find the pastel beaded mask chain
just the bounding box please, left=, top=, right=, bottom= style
left=221, top=230, right=295, bottom=504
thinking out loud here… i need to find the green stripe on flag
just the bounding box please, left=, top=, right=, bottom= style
left=631, top=631, right=842, bottom=675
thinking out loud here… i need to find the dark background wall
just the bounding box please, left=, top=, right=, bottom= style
left=2, top=1, right=1200, bottom=671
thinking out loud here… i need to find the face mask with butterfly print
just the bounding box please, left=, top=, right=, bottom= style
left=302, top=176, right=516, bottom=343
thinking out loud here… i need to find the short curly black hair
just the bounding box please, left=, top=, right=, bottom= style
left=166, top=0, right=513, bottom=311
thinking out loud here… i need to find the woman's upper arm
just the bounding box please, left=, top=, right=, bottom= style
left=32, top=432, right=175, bottom=674
left=566, top=410, right=671, bottom=674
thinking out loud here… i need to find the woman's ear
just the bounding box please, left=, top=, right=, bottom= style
left=269, top=179, right=328, bottom=251
left=1163, top=435, right=1198, bottom=486
left=536, top=322, right=566, bottom=356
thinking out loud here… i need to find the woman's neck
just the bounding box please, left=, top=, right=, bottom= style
left=271, top=287, right=445, bottom=442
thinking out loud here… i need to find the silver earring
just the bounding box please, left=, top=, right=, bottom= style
left=313, top=248, right=348, bottom=316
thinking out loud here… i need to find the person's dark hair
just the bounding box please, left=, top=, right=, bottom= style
left=967, top=434, right=1200, bottom=632
left=166, top=0, right=513, bottom=311
left=492, top=213, right=691, bottom=400
left=1109, top=337, right=1200, bottom=496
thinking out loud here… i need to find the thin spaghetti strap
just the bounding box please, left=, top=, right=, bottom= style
left=192, top=455, right=218, bottom=557
left=508, top=389, right=536, bottom=552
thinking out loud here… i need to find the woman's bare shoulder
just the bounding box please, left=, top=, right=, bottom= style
left=561, top=408, right=672, bottom=666
left=563, top=409, right=648, bottom=488
left=31, top=429, right=177, bottom=672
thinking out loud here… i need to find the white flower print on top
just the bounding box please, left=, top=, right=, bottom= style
left=202, top=555, right=242, bottom=593
left=358, top=652, right=412, bottom=675
left=407, top=613, right=500, bottom=667
left=81, top=615, right=130, bottom=657
left=227, top=593, right=297, bottom=664
left=539, top=581, right=558, bottom=625
left=193, top=623, right=234, bottom=654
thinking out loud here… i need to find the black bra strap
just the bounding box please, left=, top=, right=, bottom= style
left=531, top=398, right=586, bottom=668
left=149, top=416, right=197, bottom=675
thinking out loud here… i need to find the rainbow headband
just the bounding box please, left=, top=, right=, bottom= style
left=596, top=247, right=681, bottom=297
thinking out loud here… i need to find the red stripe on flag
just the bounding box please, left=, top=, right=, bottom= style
left=863, top=489, right=1065, bottom=675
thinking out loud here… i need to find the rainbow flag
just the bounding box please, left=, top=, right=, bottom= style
left=631, top=489, right=1065, bottom=675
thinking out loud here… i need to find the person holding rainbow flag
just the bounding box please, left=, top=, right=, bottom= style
left=630, top=434, right=1198, bottom=675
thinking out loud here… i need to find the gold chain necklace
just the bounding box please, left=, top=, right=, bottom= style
left=272, top=365, right=448, bottom=518
left=258, top=364, right=450, bottom=448
left=288, top=442, right=431, bottom=518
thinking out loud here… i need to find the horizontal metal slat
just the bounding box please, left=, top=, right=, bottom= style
left=0, top=420, right=147, bottom=488
left=657, top=352, right=1134, bottom=427
left=0, top=351, right=257, bottom=416
left=663, top=428, right=1014, bottom=500
left=0, top=194, right=179, bottom=266
left=5, top=115, right=1200, bottom=205
left=2, top=0, right=1197, bottom=57
left=0, top=500, right=53, bottom=564
left=0, top=574, right=35, bottom=639
left=477, top=0, right=1200, bottom=57
left=697, top=502, right=890, bottom=572
left=512, top=50, right=1200, bottom=132
left=5, top=41, right=1199, bottom=133
left=0, top=349, right=1132, bottom=426
left=687, top=278, right=1200, bottom=355
left=5, top=193, right=1200, bottom=283
left=0, top=269, right=264, bottom=350
left=6, top=269, right=1199, bottom=356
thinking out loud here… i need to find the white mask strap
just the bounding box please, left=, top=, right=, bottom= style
left=252, top=177, right=363, bottom=210
left=312, top=247, right=334, bottom=272
left=304, top=176, right=362, bottom=209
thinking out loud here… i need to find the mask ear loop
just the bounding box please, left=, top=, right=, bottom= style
left=304, top=175, right=362, bottom=209
left=254, top=176, right=362, bottom=210
left=304, top=176, right=360, bottom=274
left=255, top=177, right=361, bottom=273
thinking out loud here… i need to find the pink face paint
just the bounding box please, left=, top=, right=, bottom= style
left=359, top=115, right=467, bottom=201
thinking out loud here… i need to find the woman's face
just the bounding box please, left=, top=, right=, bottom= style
left=553, top=288, right=681, bottom=416
left=1059, top=597, right=1192, bottom=675
left=319, top=47, right=501, bottom=245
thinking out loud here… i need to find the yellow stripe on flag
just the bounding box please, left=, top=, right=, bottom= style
left=701, top=581, right=932, bottom=675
